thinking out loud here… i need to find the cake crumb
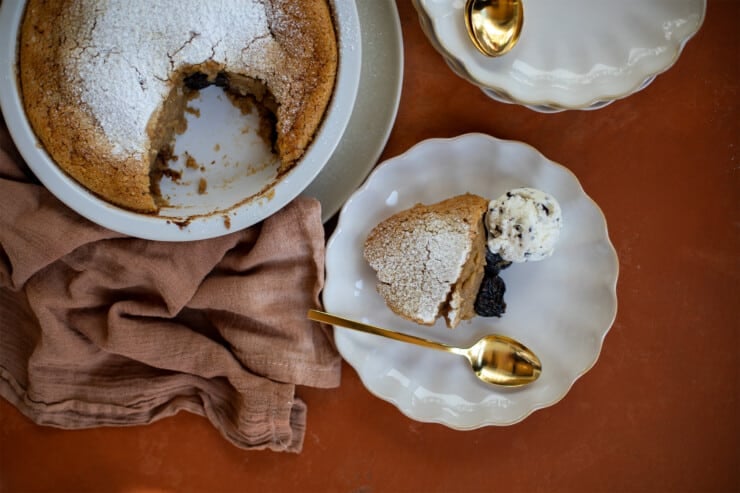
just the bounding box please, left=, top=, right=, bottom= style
left=185, top=153, right=199, bottom=169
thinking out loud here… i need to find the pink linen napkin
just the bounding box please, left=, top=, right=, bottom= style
left=0, top=119, right=341, bottom=453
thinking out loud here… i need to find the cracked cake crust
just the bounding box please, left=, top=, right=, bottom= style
left=19, top=0, right=337, bottom=212
left=363, top=194, right=488, bottom=329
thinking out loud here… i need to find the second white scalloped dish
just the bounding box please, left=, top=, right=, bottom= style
left=413, top=0, right=705, bottom=111
left=324, top=134, right=619, bottom=428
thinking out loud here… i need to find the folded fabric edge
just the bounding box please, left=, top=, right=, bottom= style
left=240, top=354, right=342, bottom=389
left=0, top=367, right=307, bottom=453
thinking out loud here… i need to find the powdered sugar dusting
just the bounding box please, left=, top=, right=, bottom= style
left=64, top=0, right=291, bottom=158
left=367, top=214, right=470, bottom=325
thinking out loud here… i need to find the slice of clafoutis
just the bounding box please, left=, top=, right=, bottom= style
left=363, top=194, right=488, bottom=329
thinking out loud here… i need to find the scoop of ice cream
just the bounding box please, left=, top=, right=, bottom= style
left=486, top=188, right=562, bottom=263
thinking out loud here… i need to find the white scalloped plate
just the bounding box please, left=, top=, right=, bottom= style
left=324, top=134, right=619, bottom=428
left=413, top=0, right=705, bottom=111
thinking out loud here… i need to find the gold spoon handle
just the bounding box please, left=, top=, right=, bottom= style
left=308, top=310, right=464, bottom=355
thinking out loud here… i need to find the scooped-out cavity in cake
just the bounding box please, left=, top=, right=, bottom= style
left=363, top=194, right=489, bottom=329
left=19, top=0, right=338, bottom=213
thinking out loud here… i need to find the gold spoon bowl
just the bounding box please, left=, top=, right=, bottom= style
left=308, top=309, right=541, bottom=387
left=464, top=0, right=524, bottom=57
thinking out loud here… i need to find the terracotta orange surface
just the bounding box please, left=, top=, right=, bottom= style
left=1, top=1, right=738, bottom=492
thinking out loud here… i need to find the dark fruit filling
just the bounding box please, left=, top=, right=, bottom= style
left=474, top=251, right=511, bottom=317
left=484, top=249, right=511, bottom=275
left=183, top=71, right=229, bottom=90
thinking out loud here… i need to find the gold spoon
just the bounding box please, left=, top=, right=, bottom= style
left=308, top=309, right=541, bottom=387
left=464, top=0, right=524, bottom=57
